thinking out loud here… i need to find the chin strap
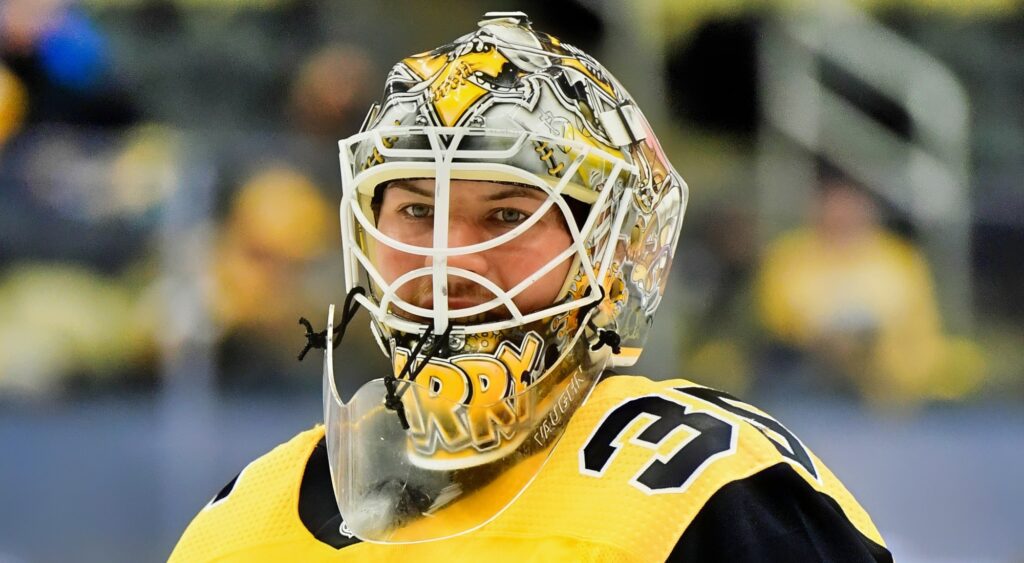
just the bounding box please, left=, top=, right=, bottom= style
left=298, top=287, right=456, bottom=431
left=296, top=287, right=366, bottom=361
left=383, top=321, right=455, bottom=430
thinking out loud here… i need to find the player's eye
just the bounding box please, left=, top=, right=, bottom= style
left=492, top=208, right=528, bottom=224
left=401, top=204, right=434, bottom=219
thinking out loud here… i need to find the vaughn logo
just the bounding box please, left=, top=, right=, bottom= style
left=532, top=370, right=586, bottom=447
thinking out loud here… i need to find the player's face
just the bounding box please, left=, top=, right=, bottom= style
left=374, top=179, right=573, bottom=321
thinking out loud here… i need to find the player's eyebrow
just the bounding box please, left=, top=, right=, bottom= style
left=385, top=182, right=546, bottom=201
left=384, top=181, right=433, bottom=198
left=483, top=185, right=546, bottom=201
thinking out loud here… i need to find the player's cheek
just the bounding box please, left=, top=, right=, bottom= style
left=507, top=234, right=573, bottom=309
left=376, top=246, right=419, bottom=287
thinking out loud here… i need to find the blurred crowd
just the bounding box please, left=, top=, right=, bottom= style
left=0, top=0, right=381, bottom=397
left=0, top=0, right=1020, bottom=410
left=681, top=172, right=986, bottom=409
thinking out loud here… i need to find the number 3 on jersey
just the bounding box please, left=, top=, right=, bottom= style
left=579, top=386, right=818, bottom=494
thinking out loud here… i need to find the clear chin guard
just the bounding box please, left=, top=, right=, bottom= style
left=322, top=304, right=601, bottom=543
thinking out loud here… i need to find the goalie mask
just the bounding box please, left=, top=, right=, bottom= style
left=321, top=12, right=688, bottom=543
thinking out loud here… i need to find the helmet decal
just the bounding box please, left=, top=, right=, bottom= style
left=395, top=331, right=544, bottom=463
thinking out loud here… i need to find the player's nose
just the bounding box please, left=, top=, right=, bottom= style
left=425, top=219, right=492, bottom=276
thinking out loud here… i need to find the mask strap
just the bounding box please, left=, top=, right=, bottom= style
left=384, top=321, right=456, bottom=430
left=296, top=286, right=366, bottom=361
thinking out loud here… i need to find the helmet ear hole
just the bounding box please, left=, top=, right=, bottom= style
left=565, top=196, right=590, bottom=230
left=370, top=184, right=385, bottom=222
left=543, top=343, right=561, bottom=371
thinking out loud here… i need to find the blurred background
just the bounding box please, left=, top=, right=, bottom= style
left=0, top=0, right=1020, bottom=561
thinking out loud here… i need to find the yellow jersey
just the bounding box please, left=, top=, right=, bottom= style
left=170, top=375, right=891, bottom=562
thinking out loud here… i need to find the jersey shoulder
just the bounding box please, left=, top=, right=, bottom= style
left=579, top=374, right=887, bottom=549
left=169, top=426, right=334, bottom=562
left=587, top=374, right=823, bottom=480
